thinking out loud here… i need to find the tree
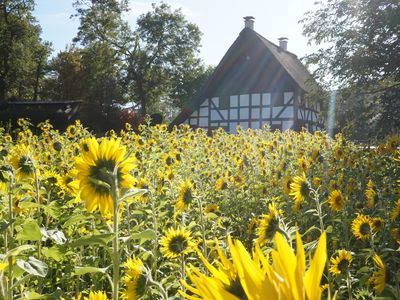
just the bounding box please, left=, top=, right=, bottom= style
left=301, top=0, right=400, bottom=139
left=0, top=0, right=52, bottom=102
left=73, top=1, right=205, bottom=116
left=41, top=46, right=86, bottom=101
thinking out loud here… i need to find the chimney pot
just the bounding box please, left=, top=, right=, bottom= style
left=278, top=37, right=288, bottom=50
left=244, top=16, right=255, bottom=30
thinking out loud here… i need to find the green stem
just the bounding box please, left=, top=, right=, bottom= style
left=180, top=252, right=186, bottom=297
left=347, top=271, right=353, bottom=300
left=312, top=189, right=325, bottom=232
left=151, top=195, right=158, bottom=281
left=7, top=187, right=14, bottom=300
left=34, top=169, right=41, bottom=260
left=196, top=197, right=207, bottom=259
left=147, top=271, right=168, bottom=300
left=111, top=172, right=120, bottom=300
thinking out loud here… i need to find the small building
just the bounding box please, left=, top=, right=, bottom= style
left=170, top=17, right=323, bottom=133
left=0, top=100, right=81, bottom=129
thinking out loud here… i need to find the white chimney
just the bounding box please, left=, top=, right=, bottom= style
left=244, top=16, right=255, bottom=30
left=278, top=37, right=288, bottom=50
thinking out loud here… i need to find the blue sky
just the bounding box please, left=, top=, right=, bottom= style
left=33, top=0, right=321, bottom=66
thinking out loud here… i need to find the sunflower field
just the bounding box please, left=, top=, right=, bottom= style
left=0, top=118, right=399, bottom=300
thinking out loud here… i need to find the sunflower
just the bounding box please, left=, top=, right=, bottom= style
left=328, top=190, right=346, bottom=212
left=0, top=165, right=12, bottom=193
left=176, top=180, right=194, bottom=212
left=160, top=227, right=194, bottom=259
left=4, top=134, right=12, bottom=143
left=41, top=170, right=62, bottom=187
left=204, top=203, right=220, bottom=214
left=312, top=176, right=322, bottom=188
left=180, top=231, right=327, bottom=300
left=390, top=199, right=400, bottom=221
left=391, top=228, right=400, bottom=245
left=365, top=180, right=376, bottom=208
left=329, top=249, right=352, bottom=276
left=74, top=138, right=136, bottom=215
left=66, top=124, right=79, bottom=138
left=289, top=172, right=310, bottom=209
left=17, top=117, right=27, bottom=127
left=215, top=177, right=228, bottom=191
left=180, top=239, right=247, bottom=300
left=334, top=146, right=344, bottom=160
left=71, top=291, right=108, bottom=300
left=132, top=178, right=149, bottom=202
left=163, top=152, right=176, bottom=166
left=351, top=214, right=373, bottom=240
left=370, top=255, right=387, bottom=294
left=282, top=175, right=292, bottom=195
left=372, top=217, right=384, bottom=232
left=121, top=257, right=147, bottom=300
left=256, top=202, right=281, bottom=245
left=299, top=156, right=309, bottom=172
left=60, top=172, right=80, bottom=202
left=9, top=144, right=35, bottom=180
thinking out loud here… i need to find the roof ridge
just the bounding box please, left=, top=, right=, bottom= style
left=253, top=31, right=298, bottom=58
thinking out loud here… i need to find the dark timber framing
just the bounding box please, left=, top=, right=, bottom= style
left=170, top=23, right=324, bottom=133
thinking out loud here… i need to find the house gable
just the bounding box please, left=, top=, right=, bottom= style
left=170, top=21, right=323, bottom=133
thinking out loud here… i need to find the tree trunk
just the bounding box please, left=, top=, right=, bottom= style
left=33, top=59, right=42, bottom=101
left=0, top=77, right=6, bottom=104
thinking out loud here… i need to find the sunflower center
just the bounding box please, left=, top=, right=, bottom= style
left=338, top=259, right=350, bottom=272
left=89, top=159, right=122, bottom=195
left=83, top=143, right=90, bottom=152
left=266, top=216, right=280, bottom=240
left=334, top=195, right=343, bottom=205
left=18, top=155, right=34, bottom=175
left=300, top=181, right=310, bottom=198
left=168, top=235, right=188, bottom=254
left=183, top=189, right=193, bottom=204
left=165, top=156, right=174, bottom=166
left=360, top=223, right=371, bottom=235
left=134, top=274, right=147, bottom=296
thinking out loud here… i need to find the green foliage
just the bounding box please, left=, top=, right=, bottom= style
left=301, top=0, right=400, bottom=139
left=0, top=0, right=52, bottom=102
left=72, top=1, right=208, bottom=117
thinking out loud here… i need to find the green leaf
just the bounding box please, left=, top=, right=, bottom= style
left=16, top=257, right=48, bottom=277
left=205, top=212, right=219, bottom=220
left=41, top=228, right=67, bottom=245
left=22, top=289, right=63, bottom=300
left=130, top=210, right=145, bottom=215
left=0, top=219, right=13, bottom=233
left=18, top=201, right=38, bottom=209
left=123, top=229, right=157, bottom=244
left=21, top=291, right=46, bottom=299
left=63, top=214, right=93, bottom=227
left=73, top=266, right=108, bottom=276
left=16, top=219, right=42, bottom=241
left=88, top=176, right=111, bottom=190
left=5, top=245, right=36, bottom=260
left=69, top=233, right=115, bottom=248
left=43, top=201, right=62, bottom=219
left=326, top=225, right=333, bottom=233
left=41, top=246, right=66, bottom=262
left=120, top=188, right=148, bottom=202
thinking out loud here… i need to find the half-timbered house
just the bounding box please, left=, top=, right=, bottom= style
left=170, top=17, right=323, bottom=133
